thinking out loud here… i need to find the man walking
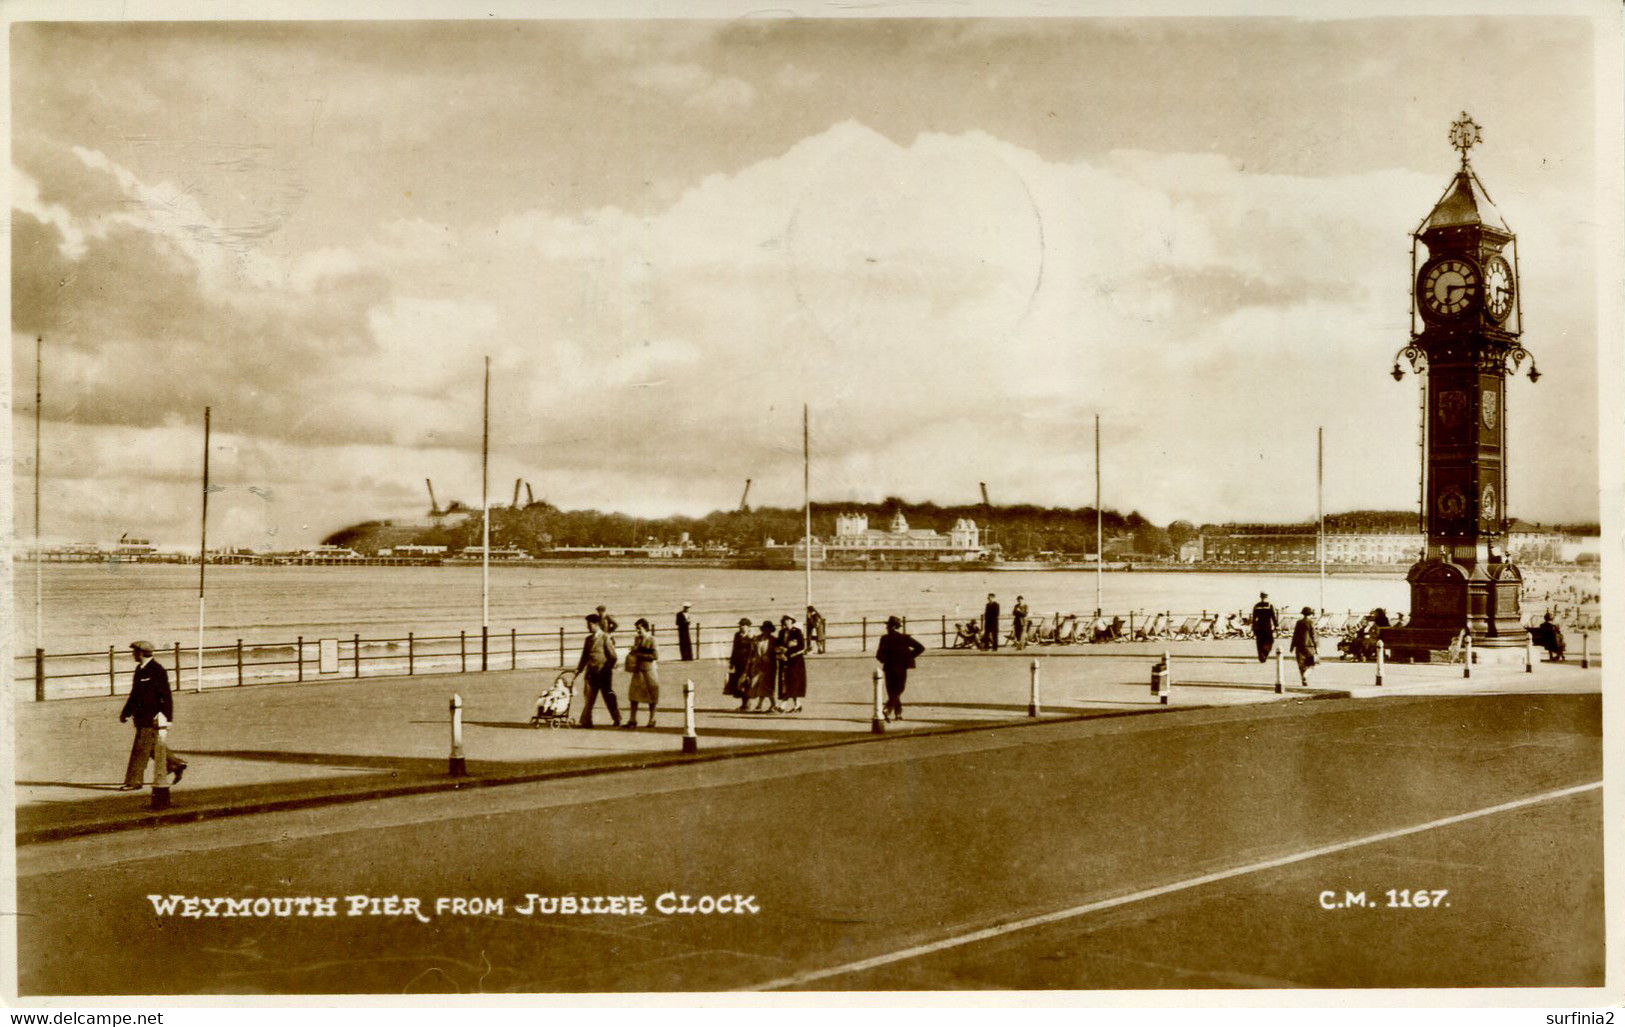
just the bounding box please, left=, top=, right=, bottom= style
left=572, top=613, right=621, bottom=728
left=1250, top=592, right=1278, bottom=663
left=983, top=593, right=1001, bottom=651
left=676, top=602, right=694, bottom=661
left=875, top=615, right=925, bottom=721
left=118, top=641, right=187, bottom=790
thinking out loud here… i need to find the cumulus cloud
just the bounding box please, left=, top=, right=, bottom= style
left=13, top=116, right=1597, bottom=544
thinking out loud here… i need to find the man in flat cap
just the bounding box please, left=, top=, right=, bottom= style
left=118, top=641, right=188, bottom=790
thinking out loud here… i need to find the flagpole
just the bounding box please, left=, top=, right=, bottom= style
left=803, top=403, right=812, bottom=611
left=34, top=335, right=43, bottom=652
left=1317, top=425, right=1325, bottom=615
left=197, top=406, right=210, bottom=693
left=1095, top=414, right=1102, bottom=615
left=481, top=356, right=490, bottom=671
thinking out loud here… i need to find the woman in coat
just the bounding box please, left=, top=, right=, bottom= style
left=1290, top=606, right=1319, bottom=687
left=748, top=620, right=778, bottom=713
left=725, top=617, right=755, bottom=710
left=776, top=614, right=808, bottom=714
left=622, top=618, right=660, bottom=728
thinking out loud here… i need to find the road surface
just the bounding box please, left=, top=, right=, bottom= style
left=15, top=691, right=1602, bottom=994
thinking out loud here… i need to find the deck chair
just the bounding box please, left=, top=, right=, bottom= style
left=1172, top=616, right=1201, bottom=639
left=1193, top=614, right=1218, bottom=638
left=1055, top=616, right=1078, bottom=644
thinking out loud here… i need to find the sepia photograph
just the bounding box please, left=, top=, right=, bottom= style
left=4, top=0, right=1620, bottom=1006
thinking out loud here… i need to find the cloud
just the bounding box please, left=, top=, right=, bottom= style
left=627, top=61, right=755, bottom=113
left=13, top=117, right=1598, bottom=544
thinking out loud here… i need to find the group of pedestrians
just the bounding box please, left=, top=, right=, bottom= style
left=723, top=614, right=810, bottom=713
left=570, top=608, right=665, bottom=729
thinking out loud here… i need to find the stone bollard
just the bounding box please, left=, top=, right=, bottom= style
left=1376, top=642, right=1385, bottom=687
left=449, top=693, right=467, bottom=776
left=1463, top=635, right=1473, bottom=679
left=1525, top=634, right=1534, bottom=674
left=1160, top=651, right=1172, bottom=705
left=1275, top=650, right=1285, bottom=693
left=682, top=680, right=698, bottom=754
left=872, top=668, right=886, bottom=734
left=1581, top=632, right=1589, bottom=669
left=151, top=712, right=172, bottom=810
left=1028, top=659, right=1041, bottom=717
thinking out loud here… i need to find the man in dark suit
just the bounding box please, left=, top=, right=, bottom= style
left=875, top=615, right=926, bottom=721
left=119, top=640, right=188, bottom=790
left=1250, top=592, right=1279, bottom=663
left=983, top=594, right=1000, bottom=651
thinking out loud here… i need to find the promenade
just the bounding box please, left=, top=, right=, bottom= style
left=13, top=642, right=1601, bottom=843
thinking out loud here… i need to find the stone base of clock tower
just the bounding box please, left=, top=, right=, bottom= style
left=1380, top=555, right=1526, bottom=662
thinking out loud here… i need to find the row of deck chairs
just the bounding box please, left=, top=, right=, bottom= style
left=968, top=610, right=1377, bottom=648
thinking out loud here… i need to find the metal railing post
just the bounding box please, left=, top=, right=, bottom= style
left=481, top=625, right=488, bottom=672
left=407, top=632, right=413, bottom=676
left=558, top=626, right=565, bottom=668
left=460, top=630, right=467, bottom=672
left=35, top=648, right=45, bottom=702
left=174, top=642, right=182, bottom=690
left=354, top=633, right=361, bottom=679
left=237, top=638, right=244, bottom=687
left=297, top=636, right=304, bottom=682
left=862, top=617, right=868, bottom=651
left=109, top=646, right=116, bottom=695
left=511, top=627, right=517, bottom=670
left=941, top=615, right=947, bottom=648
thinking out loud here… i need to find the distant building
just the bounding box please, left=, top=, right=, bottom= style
left=781, top=511, right=983, bottom=563
left=1200, top=529, right=1424, bottom=566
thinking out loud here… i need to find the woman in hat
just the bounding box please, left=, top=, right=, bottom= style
left=622, top=618, right=660, bottom=728
left=747, top=620, right=778, bottom=713
left=1290, top=606, right=1320, bottom=686
left=776, top=614, right=808, bottom=714
left=725, top=617, right=754, bottom=709
left=874, top=615, right=925, bottom=721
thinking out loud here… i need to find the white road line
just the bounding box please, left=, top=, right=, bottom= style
left=746, top=779, right=1603, bottom=991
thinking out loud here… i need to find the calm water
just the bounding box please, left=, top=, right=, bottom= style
left=12, top=562, right=1416, bottom=657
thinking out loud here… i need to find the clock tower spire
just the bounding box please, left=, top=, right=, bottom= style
left=1387, top=113, right=1539, bottom=660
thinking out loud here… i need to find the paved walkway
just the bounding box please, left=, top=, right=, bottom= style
left=12, top=641, right=1600, bottom=841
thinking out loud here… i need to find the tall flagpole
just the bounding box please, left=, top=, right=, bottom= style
left=803, top=403, right=812, bottom=611
left=197, top=407, right=210, bottom=692
left=1317, top=425, right=1325, bottom=614
left=1095, top=414, right=1102, bottom=615
left=481, top=356, right=490, bottom=671
left=34, top=335, right=43, bottom=652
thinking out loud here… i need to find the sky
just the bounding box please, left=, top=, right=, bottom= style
left=7, top=12, right=1609, bottom=549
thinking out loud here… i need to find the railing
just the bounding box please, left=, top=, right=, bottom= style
left=14, top=606, right=1600, bottom=702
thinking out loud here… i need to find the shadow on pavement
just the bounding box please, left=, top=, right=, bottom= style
left=178, top=749, right=447, bottom=773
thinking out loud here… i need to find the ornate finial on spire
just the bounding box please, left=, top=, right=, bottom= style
left=1449, top=111, right=1482, bottom=166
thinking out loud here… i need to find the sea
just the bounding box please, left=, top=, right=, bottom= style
left=13, top=562, right=1413, bottom=657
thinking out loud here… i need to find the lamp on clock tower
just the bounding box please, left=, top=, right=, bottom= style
left=1386, top=113, right=1539, bottom=661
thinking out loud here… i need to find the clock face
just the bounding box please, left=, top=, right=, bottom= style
left=1484, top=255, right=1514, bottom=322
left=1419, top=257, right=1481, bottom=320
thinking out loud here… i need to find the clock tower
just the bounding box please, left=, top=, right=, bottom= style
left=1386, top=113, right=1539, bottom=660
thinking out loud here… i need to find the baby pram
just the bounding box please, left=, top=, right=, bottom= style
left=530, top=672, right=576, bottom=728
